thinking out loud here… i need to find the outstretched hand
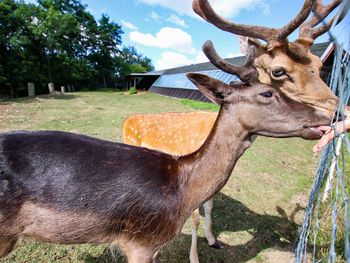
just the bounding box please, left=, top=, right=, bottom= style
left=312, top=120, right=349, bottom=154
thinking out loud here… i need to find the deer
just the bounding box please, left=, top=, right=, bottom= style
left=122, top=0, right=348, bottom=261
left=0, top=39, right=332, bottom=262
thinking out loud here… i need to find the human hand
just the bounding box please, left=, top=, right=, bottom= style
left=312, top=120, right=349, bottom=154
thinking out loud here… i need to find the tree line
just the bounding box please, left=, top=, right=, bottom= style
left=0, top=0, right=154, bottom=98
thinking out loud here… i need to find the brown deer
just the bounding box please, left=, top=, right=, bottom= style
left=123, top=0, right=347, bottom=261
left=0, top=42, right=331, bottom=262
left=192, top=0, right=349, bottom=118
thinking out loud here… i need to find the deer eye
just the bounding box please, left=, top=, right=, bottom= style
left=271, top=67, right=286, bottom=78
left=259, top=91, right=273, bottom=98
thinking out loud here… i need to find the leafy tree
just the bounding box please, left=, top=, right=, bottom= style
left=0, top=0, right=153, bottom=98
left=0, top=0, right=25, bottom=97
left=116, top=46, right=154, bottom=79
left=90, top=14, right=123, bottom=89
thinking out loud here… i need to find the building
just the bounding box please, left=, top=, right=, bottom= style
left=127, top=42, right=334, bottom=102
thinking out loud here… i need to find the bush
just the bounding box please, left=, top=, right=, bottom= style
left=129, top=87, right=137, bottom=95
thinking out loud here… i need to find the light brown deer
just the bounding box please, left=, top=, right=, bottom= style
left=123, top=1, right=348, bottom=261
left=193, top=0, right=349, bottom=118
left=0, top=43, right=331, bottom=263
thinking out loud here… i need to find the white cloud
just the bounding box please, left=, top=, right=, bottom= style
left=156, top=52, right=193, bottom=70
left=138, top=0, right=193, bottom=16
left=149, top=11, right=161, bottom=22
left=256, top=1, right=270, bottom=16
left=148, top=11, right=188, bottom=28
left=129, top=27, right=196, bottom=54
left=195, top=51, right=209, bottom=63
left=121, top=20, right=138, bottom=30
left=137, top=0, right=270, bottom=18
left=167, top=14, right=188, bottom=28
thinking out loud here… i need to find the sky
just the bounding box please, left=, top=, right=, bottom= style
left=25, top=0, right=350, bottom=70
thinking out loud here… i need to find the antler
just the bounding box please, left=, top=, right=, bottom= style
left=202, top=40, right=259, bottom=85
left=299, top=0, right=350, bottom=42
left=193, top=0, right=314, bottom=50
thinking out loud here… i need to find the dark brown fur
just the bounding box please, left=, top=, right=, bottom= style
left=0, top=74, right=331, bottom=262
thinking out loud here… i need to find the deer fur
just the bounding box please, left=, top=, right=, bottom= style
left=0, top=72, right=331, bottom=262
left=193, top=0, right=348, bottom=118
left=123, top=112, right=220, bottom=262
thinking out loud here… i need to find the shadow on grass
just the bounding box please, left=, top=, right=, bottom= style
left=200, top=192, right=302, bottom=262
left=38, top=94, right=78, bottom=101
left=81, top=192, right=304, bottom=263
left=82, top=248, right=124, bottom=263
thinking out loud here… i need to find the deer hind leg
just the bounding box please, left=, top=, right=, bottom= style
left=0, top=236, right=17, bottom=258
left=203, top=198, right=220, bottom=249
left=189, top=208, right=200, bottom=263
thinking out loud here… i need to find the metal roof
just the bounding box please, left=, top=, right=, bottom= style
left=128, top=70, right=165, bottom=77
left=152, top=69, right=239, bottom=90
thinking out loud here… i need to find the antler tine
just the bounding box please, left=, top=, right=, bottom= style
left=310, top=0, right=341, bottom=27
left=299, top=0, right=349, bottom=42
left=193, top=0, right=314, bottom=50
left=202, top=40, right=259, bottom=84
left=193, top=0, right=278, bottom=45
left=277, top=0, right=314, bottom=40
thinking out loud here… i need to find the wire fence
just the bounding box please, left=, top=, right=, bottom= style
left=294, top=6, right=350, bottom=262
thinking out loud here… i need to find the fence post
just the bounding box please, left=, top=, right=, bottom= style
left=28, top=82, right=35, bottom=97
left=48, top=83, right=55, bottom=94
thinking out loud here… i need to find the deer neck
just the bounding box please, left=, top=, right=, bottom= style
left=179, top=105, right=252, bottom=212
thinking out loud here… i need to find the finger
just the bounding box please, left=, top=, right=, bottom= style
left=312, top=144, right=321, bottom=154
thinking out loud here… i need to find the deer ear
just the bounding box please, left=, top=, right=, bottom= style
left=187, top=73, right=234, bottom=105
left=238, top=36, right=266, bottom=56
left=238, top=36, right=250, bottom=54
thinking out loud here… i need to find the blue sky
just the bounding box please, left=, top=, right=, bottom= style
left=26, top=0, right=350, bottom=70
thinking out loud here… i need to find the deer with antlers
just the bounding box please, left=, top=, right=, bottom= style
left=0, top=39, right=333, bottom=262
left=123, top=0, right=348, bottom=262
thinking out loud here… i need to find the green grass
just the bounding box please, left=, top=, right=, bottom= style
left=0, top=92, right=324, bottom=262
left=128, top=87, right=137, bottom=95
left=180, top=98, right=219, bottom=111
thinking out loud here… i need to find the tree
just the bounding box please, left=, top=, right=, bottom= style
left=0, top=0, right=153, bottom=97
left=116, top=46, right=154, bottom=79
left=0, top=0, right=25, bottom=97
left=89, top=14, right=123, bottom=89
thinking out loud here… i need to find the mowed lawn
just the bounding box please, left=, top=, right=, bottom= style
left=0, top=91, right=321, bottom=262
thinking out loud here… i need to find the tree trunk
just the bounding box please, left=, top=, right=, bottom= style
left=103, top=75, right=107, bottom=89
left=9, top=84, right=16, bottom=99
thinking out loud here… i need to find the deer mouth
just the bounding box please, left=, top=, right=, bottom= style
left=301, top=126, right=326, bottom=140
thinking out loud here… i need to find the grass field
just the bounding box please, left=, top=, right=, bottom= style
left=0, top=91, right=323, bottom=262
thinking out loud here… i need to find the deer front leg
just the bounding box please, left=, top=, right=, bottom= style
left=119, top=240, right=155, bottom=263
left=203, top=198, right=220, bottom=249
left=190, top=208, right=200, bottom=263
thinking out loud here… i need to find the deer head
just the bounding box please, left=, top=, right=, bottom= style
left=193, top=0, right=349, bottom=118
left=187, top=41, right=331, bottom=140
